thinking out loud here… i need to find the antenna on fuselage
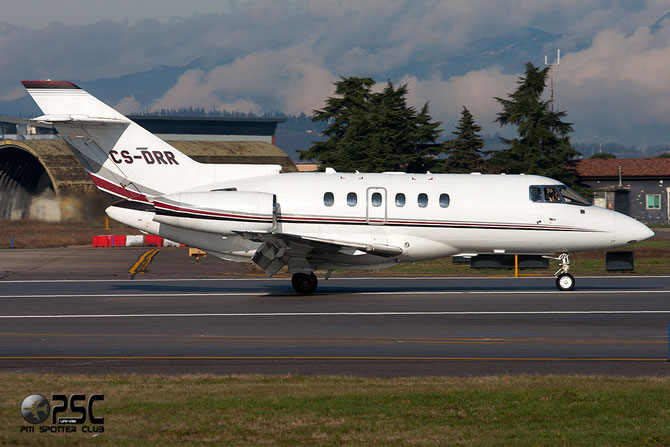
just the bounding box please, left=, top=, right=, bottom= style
left=544, top=49, right=560, bottom=112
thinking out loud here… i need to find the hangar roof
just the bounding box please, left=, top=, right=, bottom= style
left=168, top=140, right=296, bottom=172
left=129, top=116, right=286, bottom=136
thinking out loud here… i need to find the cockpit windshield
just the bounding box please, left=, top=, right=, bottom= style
left=557, top=186, right=591, bottom=206
left=529, top=185, right=591, bottom=206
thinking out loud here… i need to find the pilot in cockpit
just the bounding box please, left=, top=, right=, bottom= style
left=545, top=187, right=561, bottom=202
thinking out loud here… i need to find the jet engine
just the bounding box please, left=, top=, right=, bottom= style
left=152, top=190, right=276, bottom=235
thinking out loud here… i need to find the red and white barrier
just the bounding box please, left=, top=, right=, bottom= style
left=92, top=235, right=182, bottom=247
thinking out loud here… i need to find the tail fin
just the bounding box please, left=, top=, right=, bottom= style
left=22, top=81, right=280, bottom=202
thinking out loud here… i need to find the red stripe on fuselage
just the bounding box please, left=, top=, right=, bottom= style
left=88, top=173, right=149, bottom=202
left=153, top=204, right=591, bottom=232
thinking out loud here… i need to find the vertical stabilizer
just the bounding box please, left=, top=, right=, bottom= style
left=22, top=81, right=281, bottom=202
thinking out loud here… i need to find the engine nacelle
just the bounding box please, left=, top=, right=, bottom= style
left=152, top=190, right=275, bottom=235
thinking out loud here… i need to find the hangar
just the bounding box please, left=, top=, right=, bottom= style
left=0, top=116, right=294, bottom=221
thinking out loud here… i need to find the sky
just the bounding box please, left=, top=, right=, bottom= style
left=2, top=0, right=670, bottom=148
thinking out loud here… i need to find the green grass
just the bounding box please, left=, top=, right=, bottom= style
left=383, top=257, right=670, bottom=276
left=0, top=219, right=135, bottom=248
left=1, top=374, right=670, bottom=446
left=379, top=241, right=670, bottom=276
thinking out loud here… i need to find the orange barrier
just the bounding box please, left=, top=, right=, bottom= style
left=144, top=235, right=163, bottom=247
left=92, top=235, right=110, bottom=247
left=92, top=235, right=162, bottom=247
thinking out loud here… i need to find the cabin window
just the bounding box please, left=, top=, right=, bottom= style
left=439, top=193, right=450, bottom=208
left=646, top=194, right=661, bottom=209
left=558, top=186, right=591, bottom=206
left=530, top=186, right=542, bottom=202
left=418, top=193, right=428, bottom=208
left=347, top=192, right=357, bottom=206
left=323, top=192, right=334, bottom=206
left=371, top=192, right=382, bottom=207
left=395, top=193, right=406, bottom=207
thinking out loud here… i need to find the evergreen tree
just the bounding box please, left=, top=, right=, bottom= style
left=489, top=62, right=581, bottom=187
left=590, top=152, right=616, bottom=159
left=298, top=77, right=441, bottom=172
left=441, top=106, right=486, bottom=173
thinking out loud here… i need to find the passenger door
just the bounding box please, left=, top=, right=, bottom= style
left=366, top=187, right=386, bottom=225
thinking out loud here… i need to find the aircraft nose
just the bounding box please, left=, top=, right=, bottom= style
left=613, top=212, right=654, bottom=247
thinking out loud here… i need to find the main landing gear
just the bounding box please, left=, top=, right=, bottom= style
left=291, top=272, right=318, bottom=294
left=552, top=253, right=575, bottom=291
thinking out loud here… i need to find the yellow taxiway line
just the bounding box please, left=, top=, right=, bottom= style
left=0, top=356, right=667, bottom=362
left=128, top=248, right=161, bottom=275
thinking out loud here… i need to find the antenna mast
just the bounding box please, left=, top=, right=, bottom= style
left=544, top=49, right=560, bottom=112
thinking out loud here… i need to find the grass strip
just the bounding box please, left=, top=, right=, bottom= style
left=1, top=374, right=669, bottom=446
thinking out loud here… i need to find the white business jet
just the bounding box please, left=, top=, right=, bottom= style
left=22, top=81, right=654, bottom=293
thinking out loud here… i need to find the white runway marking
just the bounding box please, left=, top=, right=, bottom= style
left=0, top=289, right=669, bottom=299
left=1, top=275, right=669, bottom=283
left=2, top=310, right=670, bottom=319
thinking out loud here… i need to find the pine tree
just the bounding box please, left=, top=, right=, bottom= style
left=441, top=106, right=486, bottom=173
left=590, top=152, right=616, bottom=159
left=297, top=76, right=374, bottom=171
left=489, top=62, right=581, bottom=187
left=298, top=77, right=441, bottom=172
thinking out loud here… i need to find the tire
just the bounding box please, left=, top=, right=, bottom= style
left=291, top=272, right=318, bottom=294
left=556, top=273, right=575, bottom=291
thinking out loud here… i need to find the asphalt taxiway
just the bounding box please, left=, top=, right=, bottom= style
left=1, top=255, right=669, bottom=376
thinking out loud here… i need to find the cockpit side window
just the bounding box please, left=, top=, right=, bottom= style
left=544, top=186, right=561, bottom=202
left=558, top=186, right=591, bottom=206
left=530, top=186, right=542, bottom=202
left=529, top=184, right=592, bottom=206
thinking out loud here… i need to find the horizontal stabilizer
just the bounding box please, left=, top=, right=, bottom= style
left=22, top=80, right=128, bottom=121
left=32, top=114, right=130, bottom=126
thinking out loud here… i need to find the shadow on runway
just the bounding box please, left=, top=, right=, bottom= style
left=108, top=277, right=663, bottom=295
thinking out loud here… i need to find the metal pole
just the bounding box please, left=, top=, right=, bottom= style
left=515, top=255, right=518, bottom=278
left=545, top=49, right=560, bottom=113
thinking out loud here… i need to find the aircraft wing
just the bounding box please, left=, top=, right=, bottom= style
left=235, top=231, right=403, bottom=276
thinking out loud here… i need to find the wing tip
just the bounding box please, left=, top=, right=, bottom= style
left=21, top=80, right=81, bottom=90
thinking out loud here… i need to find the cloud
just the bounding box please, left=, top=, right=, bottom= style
left=149, top=44, right=336, bottom=115
left=557, top=23, right=670, bottom=143
left=1, top=0, right=633, bottom=100
left=148, top=69, right=263, bottom=114
left=399, top=68, right=519, bottom=136
left=113, top=96, right=141, bottom=114
left=4, top=0, right=670, bottom=145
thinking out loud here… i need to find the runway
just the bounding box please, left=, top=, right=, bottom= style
left=1, top=275, right=670, bottom=376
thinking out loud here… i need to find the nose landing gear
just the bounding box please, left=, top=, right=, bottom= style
left=291, top=272, right=318, bottom=294
left=552, top=253, right=575, bottom=291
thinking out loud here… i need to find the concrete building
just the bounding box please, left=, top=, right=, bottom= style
left=575, top=158, right=670, bottom=225
left=0, top=116, right=294, bottom=221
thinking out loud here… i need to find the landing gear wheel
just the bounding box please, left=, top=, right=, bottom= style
left=556, top=273, right=575, bottom=291
left=291, top=272, right=318, bottom=294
